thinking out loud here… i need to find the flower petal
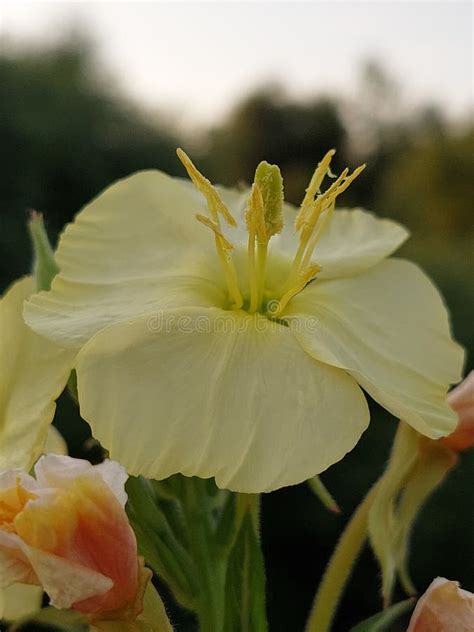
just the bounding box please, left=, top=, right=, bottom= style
left=407, top=577, right=474, bottom=632
left=75, top=307, right=369, bottom=492
left=276, top=207, right=409, bottom=279
left=0, top=583, right=43, bottom=621
left=0, top=278, right=75, bottom=471
left=286, top=259, right=464, bottom=438
left=24, top=171, right=225, bottom=348
left=0, top=530, right=39, bottom=587
left=34, top=455, right=128, bottom=507
left=442, top=371, right=474, bottom=452
left=42, top=426, right=68, bottom=456
left=20, top=542, right=113, bottom=609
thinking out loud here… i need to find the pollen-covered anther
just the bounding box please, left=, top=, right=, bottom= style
left=195, top=212, right=243, bottom=309
left=284, top=157, right=365, bottom=297
left=195, top=213, right=234, bottom=253
left=296, top=148, right=336, bottom=232
left=176, top=148, right=237, bottom=226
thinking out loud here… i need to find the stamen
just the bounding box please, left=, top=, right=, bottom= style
left=296, top=149, right=335, bottom=231
left=273, top=264, right=321, bottom=316
left=177, top=148, right=237, bottom=227
left=195, top=214, right=234, bottom=252
left=299, top=164, right=366, bottom=269
left=283, top=160, right=365, bottom=297
left=195, top=214, right=243, bottom=309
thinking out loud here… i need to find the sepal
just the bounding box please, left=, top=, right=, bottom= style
left=368, top=423, right=457, bottom=605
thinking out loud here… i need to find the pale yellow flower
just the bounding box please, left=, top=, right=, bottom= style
left=23, top=151, right=463, bottom=492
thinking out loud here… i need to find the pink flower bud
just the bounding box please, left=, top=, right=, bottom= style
left=0, top=455, right=139, bottom=619
left=407, top=577, right=474, bottom=631
left=441, top=372, right=474, bottom=452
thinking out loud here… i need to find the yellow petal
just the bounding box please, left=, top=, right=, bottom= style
left=24, top=171, right=225, bottom=349
left=43, top=426, right=68, bottom=456
left=276, top=207, right=409, bottom=279
left=0, top=583, right=43, bottom=621
left=75, top=307, right=369, bottom=493
left=286, top=259, right=464, bottom=438
left=0, top=277, right=75, bottom=471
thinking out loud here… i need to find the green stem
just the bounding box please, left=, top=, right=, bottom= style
left=305, top=483, right=380, bottom=632
left=184, top=478, right=227, bottom=632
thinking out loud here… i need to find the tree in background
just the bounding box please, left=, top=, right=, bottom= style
left=0, top=37, right=181, bottom=288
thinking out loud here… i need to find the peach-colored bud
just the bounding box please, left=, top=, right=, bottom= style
left=441, top=372, right=474, bottom=452
left=0, top=455, right=139, bottom=619
left=407, top=577, right=474, bottom=631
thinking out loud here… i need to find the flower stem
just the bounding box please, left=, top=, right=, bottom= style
left=304, top=482, right=380, bottom=632
left=184, top=478, right=227, bottom=632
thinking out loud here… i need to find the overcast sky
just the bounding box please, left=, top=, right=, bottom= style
left=1, top=1, right=472, bottom=124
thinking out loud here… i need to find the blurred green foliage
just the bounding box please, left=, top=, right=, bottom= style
left=0, top=40, right=472, bottom=632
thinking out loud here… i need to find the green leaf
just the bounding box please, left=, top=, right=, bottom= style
left=224, top=512, right=268, bottom=632
left=349, top=598, right=415, bottom=632
left=126, top=476, right=198, bottom=609
left=8, top=607, right=88, bottom=631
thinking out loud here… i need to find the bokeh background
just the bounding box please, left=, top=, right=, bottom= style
left=1, top=2, right=473, bottom=631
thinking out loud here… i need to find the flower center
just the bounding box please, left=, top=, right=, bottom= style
left=177, top=148, right=364, bottom=317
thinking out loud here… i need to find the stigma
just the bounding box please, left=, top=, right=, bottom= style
left=177, top=148, right=365, bottom=317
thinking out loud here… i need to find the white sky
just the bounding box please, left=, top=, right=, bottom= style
left=1, top=1, right=473, bottom=125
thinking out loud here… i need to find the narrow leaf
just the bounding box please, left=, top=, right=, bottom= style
left=349, top=598, right=415, bottom=631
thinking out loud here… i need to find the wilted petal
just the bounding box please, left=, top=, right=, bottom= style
left=19, top=542, right=113, bottom=610
left=34, top=454, right=128, bottom=506
left=0, top=456, right=139, bottom=617
left=0, top=530, right=39, bottom=587
left=441, top=371, right=474, bottom=452
left=407, top=577, right=474, bottom=631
